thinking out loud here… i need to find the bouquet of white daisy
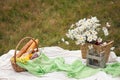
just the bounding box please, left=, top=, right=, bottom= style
left=66, top=17, right=109, bottom=45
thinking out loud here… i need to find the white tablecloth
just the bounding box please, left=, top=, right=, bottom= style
left=0, top=46, right=120, bottom=80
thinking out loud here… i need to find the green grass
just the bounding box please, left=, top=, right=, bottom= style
left=0, top=0, right=120, bottom=56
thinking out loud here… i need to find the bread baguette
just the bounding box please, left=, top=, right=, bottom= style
left=26, top=39, right=39, bottom=52
left=16, top=39, right=33, bottom=58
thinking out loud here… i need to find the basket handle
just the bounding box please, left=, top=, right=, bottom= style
left=14, top=37, right=38, bottom=64
left=101, top=40, right=114, bottom=48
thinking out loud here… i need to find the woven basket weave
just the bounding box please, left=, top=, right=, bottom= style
left=80, top=41, right=114, bottom=62
left=10, top=37, right=38, bottom=72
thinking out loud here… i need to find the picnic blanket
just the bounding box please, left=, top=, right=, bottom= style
left=0, top=46, right=120, bottom=80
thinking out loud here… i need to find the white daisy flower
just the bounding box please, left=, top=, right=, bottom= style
left=91, top=16, right=99, bottom=23
left=85, top=31, right=91, bottom=36
left=65, top=41, right=69, bottom=45
left=102, top=27, right=109, bottom=36
left=111, top=47, right=115, bottom=50
left=70, top=24, right=74, bottom=28
left=90, top=30, right=98, bottom=35
left=61, top=38, right=65, bottom=42
left=75, top=40, right=81, bottom=45
left=87, top=36, right=93, bottom=42
left=92, top=35, right=98, bottom=41
left=97, top=37, right=102, bottom=43
left=75, top=40, right=85, bottom=45
left=106, top=22, right=111, bottom=27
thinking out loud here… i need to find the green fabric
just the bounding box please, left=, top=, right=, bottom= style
left=17, top=53, right=120, bottom=79
left=104, top=62, right=120, bottom=77
left=17, top=53, right=100, bottom=79
left=67, top=60, right=100, bottom=79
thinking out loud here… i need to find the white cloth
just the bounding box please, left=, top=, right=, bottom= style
left=0, top=46, right=120, bottom=80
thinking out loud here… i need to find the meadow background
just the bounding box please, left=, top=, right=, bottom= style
left=0, top=0, right=120, bottom=56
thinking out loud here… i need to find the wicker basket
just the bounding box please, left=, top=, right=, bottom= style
left=10, top=37, right=39, bottom=72
left=80, top=41, right=114, bottom=62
